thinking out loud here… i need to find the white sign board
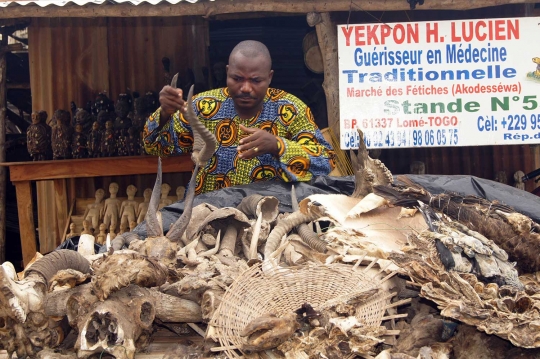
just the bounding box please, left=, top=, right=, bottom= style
left=337, top=17, right=540, bottom=149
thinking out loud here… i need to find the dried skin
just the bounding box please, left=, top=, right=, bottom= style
left=240, top=312, right=299, bottom=352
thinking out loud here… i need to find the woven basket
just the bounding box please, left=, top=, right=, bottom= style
left=210, top=261, right=393, bottom=358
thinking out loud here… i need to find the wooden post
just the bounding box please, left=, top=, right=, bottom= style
left=310, top=12, right=341, bottom=140
left=0, top=31, right=7, bottom=263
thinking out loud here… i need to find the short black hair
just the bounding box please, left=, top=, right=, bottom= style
left=229, top=40, right=272, bottom=69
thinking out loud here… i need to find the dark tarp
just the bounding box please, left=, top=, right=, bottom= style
left=132, top=174, right=540, bottom=239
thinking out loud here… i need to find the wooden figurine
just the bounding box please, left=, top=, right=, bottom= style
left=127, top=127, right=140, bottom=156
left=81, top=220, right=93, bottom=235
left=129, top=221, right=137, bottom=232
left=27, top=111, right=50, bottom=161
left=114, top=94, right=132, bottom=135
left=495, top=171, right=508, bottom=185
left=72, top=124, right=88, bottom=159
left=176, top=186, right=186, bottom=201
left=514, top=171, right=526, bottom=190
left=66, top=223, right=77, bottom=240
left=119, top=221, right=129, bottom=235
left=97, top=109, right=112, bottom=127
left=158, top=183, right=172, bottom=209
left=88, top=121, right=102, bottom=158
left=109, top=224, right=117, bottom=240
left=100, top=120, right=117, bottom=157
left=39, top=110, right=53, bottom=160
left=409, top=161, right=425, bottom=175
left=137, top=188, right=152, bottom=224
left=74, top=108, right=94, bottom=134
left=96, top=223, right=107, bottom=245
left=131, top=95, right=147, bottom=131
left=103, top=182, right=121, bottom=233
left=51, top=109, right=73, bottom=160
left=78, top=220, right=95, bottom=257
left=83, top=188, right=105, bottom=231
left=120, top=185, right=138, bottom=231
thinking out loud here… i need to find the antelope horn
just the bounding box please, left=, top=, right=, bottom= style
left=145, top=157, right=164, bottom=237
left=166, top=163, right=200, bottom=242
left=291, top=185, right=327, bottom=253
left=185, top=85, right=217, bottom=166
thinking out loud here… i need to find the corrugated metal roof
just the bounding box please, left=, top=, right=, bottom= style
left=0, top=0, right=206, bottom=8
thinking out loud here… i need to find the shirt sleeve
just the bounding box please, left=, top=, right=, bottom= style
left=275, top=105, right=336, bottom=181
left=142, top=108, right=194, bottom=156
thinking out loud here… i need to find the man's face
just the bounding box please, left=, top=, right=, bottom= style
left=226, top=53, right=273, bottom=114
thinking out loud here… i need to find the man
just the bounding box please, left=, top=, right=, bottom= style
left=143, top=40, right=335, bottom=194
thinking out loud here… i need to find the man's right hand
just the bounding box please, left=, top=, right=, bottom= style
left=159, top=85, right=187, bottom=119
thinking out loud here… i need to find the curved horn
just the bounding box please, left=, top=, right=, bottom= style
left=185, top=85, right=217, bottom=166
left=145, top=157, right=164, bottom=237
left=166, top=163, right=200, bottom=242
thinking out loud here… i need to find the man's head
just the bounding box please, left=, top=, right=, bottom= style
left=227, top=40, right=274, bottom=117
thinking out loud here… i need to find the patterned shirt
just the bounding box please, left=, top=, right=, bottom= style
left=143, top=87, right=336, bottom=194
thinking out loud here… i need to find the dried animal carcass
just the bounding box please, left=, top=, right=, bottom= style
left=0, top=250, right=90, bottom=358
left=382, top=201, right=540, bottom=348
left=375, top=176, right=540, bottom=275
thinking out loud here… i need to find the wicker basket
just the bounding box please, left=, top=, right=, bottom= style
left=210, top=261, right=394, bottom=358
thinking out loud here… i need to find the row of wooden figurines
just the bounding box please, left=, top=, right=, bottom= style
left=69, top=182, right=186, bottom=245
left=26, top=91, right=160, bottom=161
left=27, top=109, right=149, bottom=161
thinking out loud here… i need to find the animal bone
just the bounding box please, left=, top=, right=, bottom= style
left=237, top=194, right=280, bottom=223
left=291, top=185, right=327, bottom=253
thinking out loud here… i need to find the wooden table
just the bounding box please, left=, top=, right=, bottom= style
left=0, top=155, right=193, bottom=266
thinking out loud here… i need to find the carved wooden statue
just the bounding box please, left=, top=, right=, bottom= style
left=88, top=121, right=102, bottom=158
left=100, top=120, right=117, bottom=157
left=495, top=171, right=508, bottom=185
left=120, top=185, right=138, bottom=231
left=127, top=127, right=140, bottom=156
left=137, top=188, right=152, bottom=224
left=410, top=161, right=426, bottom=175
left=72, top=124, right=88, bottom=159
left=39, top=110, right=53, bottom=160
left=27, top=111, right=50, bottom=161
left=131, top=95, right=147, bottom=131
left=96, top=223, right=107, bottom=245
left=51, top=109, right=73, bottom=160
left=81, top=220, right=93, bottom=235
left=103, top=182, right=121, bottom=233
left=514, top=170, right=525, bottom=190
left=83, top=188, right=105, bottom=231
left=78, top=220, right=96, bottom=256
left=66, top=223, right=77, bottom=240
left=129, top=221, right=137, bottom=232
left=158, top=183, right=172, bottom=209
left=74, top=108, right=94, bottom=135
left=119, top=222, right=129, bottom=235
left=109, top=224, right=117, bottom=240
left=114, top=94, right=132, bottom=135
left=176, top=186, right=186, bottom=201
left=97, top=109, right=112, bottom=127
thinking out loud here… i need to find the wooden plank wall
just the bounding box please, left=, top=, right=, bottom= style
left=27, top=16, right=209, bottom=253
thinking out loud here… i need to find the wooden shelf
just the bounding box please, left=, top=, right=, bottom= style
left=2, top=155, right=193, bottom=266
left=2, top=155, right=193, bottom=182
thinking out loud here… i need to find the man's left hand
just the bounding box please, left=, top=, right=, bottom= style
left=237, top=124, right=279, bottom=159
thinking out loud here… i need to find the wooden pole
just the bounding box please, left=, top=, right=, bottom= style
left=0, top=31, right=7, bottom=263
left=311, top=12, right=340, bottom=139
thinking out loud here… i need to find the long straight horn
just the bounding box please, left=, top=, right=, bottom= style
left=166, top=163, right=200, bottom=242
left=145, top=157, right=164, bottom=237
left=185, top=85, right=217, bottom=166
